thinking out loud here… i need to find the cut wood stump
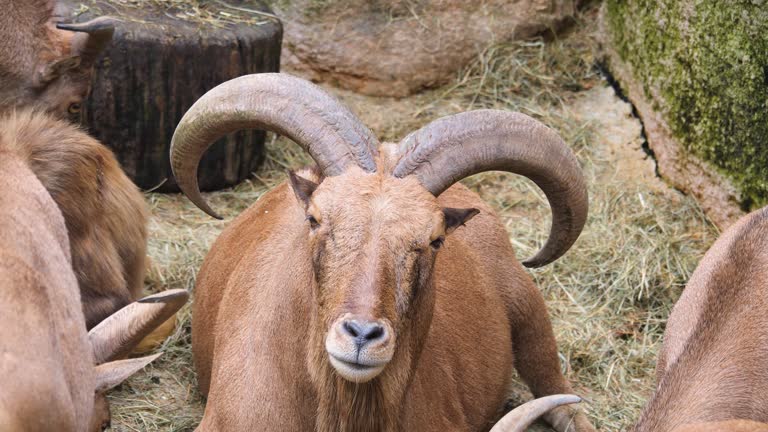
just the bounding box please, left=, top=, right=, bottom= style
left=59, top=0, right=282, bottom=192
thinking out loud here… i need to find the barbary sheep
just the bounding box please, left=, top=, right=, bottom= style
left=0, top=110, right=148, bottom=328
left=0, top=120, right=188, bottom=431
left=0, top=0, right=115, bottom=120
left=171, top=73, right=595, bottom=432
left=632, top=206, right=768, bottom=432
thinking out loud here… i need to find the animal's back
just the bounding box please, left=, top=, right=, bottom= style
left=0, top=110, right=148, bottom=327
left=0, top=0, right=63, bottom=108
left=635, top=207, right=768, bottom=431
left=0, top=154, right=93, bottom=431
left=673, top=420, right=768, bottom=432
left=0, top=1, right=51, bottom=77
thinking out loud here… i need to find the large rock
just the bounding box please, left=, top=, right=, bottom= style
left=600, top=0, right=768, bottom=229
left=274, top=0, right=578, bottom=97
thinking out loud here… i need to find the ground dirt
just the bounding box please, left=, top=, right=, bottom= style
left=106, top=7, right=718, bottom=431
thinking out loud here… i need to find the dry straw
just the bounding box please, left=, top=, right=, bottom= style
left=72, top=0, right=276, bottom=27
left=107, top=5, right=717, bottom=431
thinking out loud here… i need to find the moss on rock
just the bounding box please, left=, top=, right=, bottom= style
left=605, top=0, right=768, bottom=207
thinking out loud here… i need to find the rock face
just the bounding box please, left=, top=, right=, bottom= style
left=600, top=0, right=768, bottom=229
left=60, top=0, right=282, bottom=192
left=274, top=0, right=578, bottom=97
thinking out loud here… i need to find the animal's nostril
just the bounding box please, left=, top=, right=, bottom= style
left=342, top=320, right=361, bottom=338
left=363, top=324, right=384, bottom=341
left=341, top=319, right=386, bottom=345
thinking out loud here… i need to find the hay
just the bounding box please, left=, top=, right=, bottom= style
left=71, top=0, right=277, bottom=27
left=107, top=5, right=718, bottom=431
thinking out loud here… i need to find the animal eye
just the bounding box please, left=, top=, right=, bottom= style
left=430, top=236, right=445, bottom=250
left=306, top=215, right=320, bottom=229
left=68, top=102, right=81, bottom=114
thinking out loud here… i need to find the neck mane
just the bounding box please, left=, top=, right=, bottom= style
left=307, top=259, right=437, bottom=432
left=308, top=320, right=417, bottom=432
left=314, top=371, right=401, bottom=432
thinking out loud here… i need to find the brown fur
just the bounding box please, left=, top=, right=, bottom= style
left=673, top=420, right=768, bottom=432
left=0, top=150, right=92, bottom=431
left=0, top=110, right=148, bottom=328
left=0, top=0, right=98, bottom=120
left=633, top=206, right=768, bottom=432
left=0, top=132, right=178, bottom=430
left=0, top=141, right=131, bottom=432
left=192, top=145, right=594, bottom=431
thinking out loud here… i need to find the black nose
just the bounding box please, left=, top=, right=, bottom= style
left=341, top=319, right=386, bottom=347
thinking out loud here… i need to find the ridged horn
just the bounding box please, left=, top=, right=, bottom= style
left=393, top=110, right=588, bottom=268
left=89, top=289, right=189, bottom=364
left=490, top=394, right=582, bottom=432
left=56, top=16, right=118, bottom=65
left=170, top=73, right=380, bottom=219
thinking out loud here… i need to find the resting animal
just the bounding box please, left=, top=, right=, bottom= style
left=0, top=110, right=148, bottom=328
left=0, top=118, right=188, bottom=431
left=171, top=73, right=595, bottom=432
left=0, top=0, right=145, bottom=329
left=0, top=0, right=115, bottom=120
left=632, top=206, right=768, bottom=432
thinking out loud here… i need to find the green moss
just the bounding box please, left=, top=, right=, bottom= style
left=605, top=0, right=768, bottom=208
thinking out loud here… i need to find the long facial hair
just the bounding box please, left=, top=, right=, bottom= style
left=307, top=249, right=438, bottom=432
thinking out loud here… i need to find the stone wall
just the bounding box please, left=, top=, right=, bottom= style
left=600, top=0, right=768, bottom=228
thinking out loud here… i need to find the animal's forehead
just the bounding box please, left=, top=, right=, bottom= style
left=313, top=173, right=441, bottom=227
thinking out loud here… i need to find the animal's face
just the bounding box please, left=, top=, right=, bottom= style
left=0, top=54, right=91, bottom=123
left=291, top=169, right=477, bottom=383
left=0, top=17, right=112, bottom=122
left=32, top=66, right=91, bottom=122
left=89, top=392, right=111, bottom=432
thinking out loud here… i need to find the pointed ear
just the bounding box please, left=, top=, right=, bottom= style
left=289, top=171, right=319, bottom=208
left=89, top=289, right=189, bottom=364
left=94, top=353, right=162, bottom=393
left=443, top=207, right=480, bottom=234
left=33, top=56, right=82, bottom=87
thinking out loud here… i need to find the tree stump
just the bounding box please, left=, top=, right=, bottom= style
left=59, top=0, right=282, bottom=192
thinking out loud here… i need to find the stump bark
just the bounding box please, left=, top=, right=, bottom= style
left=60, top=0, right=282, bottom=192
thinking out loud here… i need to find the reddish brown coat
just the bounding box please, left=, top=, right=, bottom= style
left=0, top=137, right=92, bottom=431
left=634, top=206, right=768, bottom=432
left=0, top=110, right=148, bottom=328
left=0, top=123, right=180, bottom=432
left=0, top=0, right=109, bottom=120
left=192, top=148, right=594, bottom=432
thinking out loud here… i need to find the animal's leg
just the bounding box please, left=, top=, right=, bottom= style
left=508, top=280, right=596, bottom=432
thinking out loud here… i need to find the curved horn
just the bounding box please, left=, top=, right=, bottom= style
left=170, top=73, right=380, bottom=219
left=89, top=289, right=189, bottom=364
left=393, top=110, right=588, bottom=268
left=490, top=394, right=582, bottom=432
left=56, top=17, right=118, bottom=65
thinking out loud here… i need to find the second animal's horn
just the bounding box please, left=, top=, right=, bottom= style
left=490, top=394, right=583, bottom=432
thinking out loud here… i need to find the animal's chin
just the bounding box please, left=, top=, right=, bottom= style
left=328, top=354, right=387, bottom=383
